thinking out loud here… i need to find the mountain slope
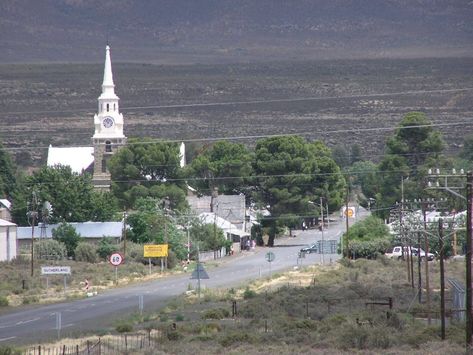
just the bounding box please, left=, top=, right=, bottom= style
left=1, top=0, right=472, bottom=63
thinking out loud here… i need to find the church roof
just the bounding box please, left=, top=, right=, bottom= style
left=47, top=145, right=94, bottom=174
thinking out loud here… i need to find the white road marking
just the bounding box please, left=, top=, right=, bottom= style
left=16, top=317, right=40, bottom=325
left=0, top=336, right=16, bottom=342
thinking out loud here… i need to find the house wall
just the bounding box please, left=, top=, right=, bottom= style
left=0, top=225, right=17, bottom=261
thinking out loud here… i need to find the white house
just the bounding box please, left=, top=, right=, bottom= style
left=0, top=218, right=17, bottom=261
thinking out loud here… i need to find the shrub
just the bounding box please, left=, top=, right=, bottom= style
left=166, top=330, right=183, bottom=341
left=243, top=287, right=256, bottom=299
left=167, top=250, right=178, bottom=269
left=34, top=239, right=66, bottom=260
left=202, top=308, right=230, bottom=320
left=97, top=237, right=118, bottom=260
left=22, top=295, right=39, bottom=305
left=52, top=223, right=82, bottom=258
left=219, top=331, right=255, bottom=347
left=74, top=242, right=98, bottom=263
left=175, top=314, right=185, bottom=322
left=115, top=323, right=133, bottom=333
left=0, top=345, right=21, bottom=355
left=0, top=296, right=9, bottom=307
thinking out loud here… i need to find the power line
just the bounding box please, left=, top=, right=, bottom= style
left=1, top=119, right=472, bottom=152
left=1, top=87, right=471, bottom=117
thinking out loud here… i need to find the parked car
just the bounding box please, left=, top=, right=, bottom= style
left=385, top=246, right=434, bottom=261
left=300, top=243, right=318, bottom=254
left=411, top=247, right=435, bottom=261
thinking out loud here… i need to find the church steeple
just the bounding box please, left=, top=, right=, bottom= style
left=100, top=45, right=118, bottom=100
left=92, top=45, right=127, bottom=191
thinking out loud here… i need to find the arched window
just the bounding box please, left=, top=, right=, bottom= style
left=106, top=103, right=109, bottom=112
left=105, top=141, right=112, bottom=153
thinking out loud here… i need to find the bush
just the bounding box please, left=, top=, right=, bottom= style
left=202, top=307, right=230, bottom=320
left=52, top=223, right=82, bottom=258
left=219, top=331, right=255, bottom=347
left=243, top=287, right=257, bottom=299
left=34, top=239, right=66, bottom=260
left=97, top=237, right=118, bottom=260
left=0, top=296, right=9, bottom=307
left=74, top=242, right=98, bottom=263
left=115, top=323, right=133, bottom=333
left=0, top=345, right=21, bottom=355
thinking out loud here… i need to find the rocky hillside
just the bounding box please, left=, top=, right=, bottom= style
left=1, top=0, right=472, bottom=63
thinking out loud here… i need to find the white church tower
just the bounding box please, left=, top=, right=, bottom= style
left=92, top=45, right=127, bottom=190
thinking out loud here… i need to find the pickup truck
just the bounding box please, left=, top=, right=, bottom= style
left=385, top=246, right=435, bottom=261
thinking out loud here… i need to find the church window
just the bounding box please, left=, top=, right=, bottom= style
left=114, top=103, right=116, bottom=111
left=105, top=141, right=112, bottom=152
left=106, top=103, right=110, bottom=112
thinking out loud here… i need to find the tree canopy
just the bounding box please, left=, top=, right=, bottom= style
left=252, top=136, right=345, bottom=245
left=108, top=138, right=187, bottom=210
left=185, top=141, right=253, bottom=197
left=11, top=165, right=119, bottom=226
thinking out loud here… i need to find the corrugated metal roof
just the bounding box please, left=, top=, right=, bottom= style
left=199, top=212, right=249, bottom=237
left=47, top=146, right=94, bottom=174
left=17, top=221, right=123, bottom=239
left=0, top=218, right=16, bottom=227
left=0, top=199, right=11, bottom=209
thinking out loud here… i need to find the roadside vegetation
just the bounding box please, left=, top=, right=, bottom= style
left=15, top=258, right=466, bottom=354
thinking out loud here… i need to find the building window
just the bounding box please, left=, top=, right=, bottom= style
left=114, top=103, right=116, bottom=111
left=106, top=103, right=109, bottom=112
left=105, top=141, right=112, bottom=153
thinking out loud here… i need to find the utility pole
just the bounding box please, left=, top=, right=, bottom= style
left=417, top=231, right=422, bottom=303
left=467, top=172, right=473, bottom=348
left=320, top=197, right=324, bottom=264
left=345, top=183, right=349, bottom=258
left=27, top=191, right=39, bottom=277
left=423, top=205, right=432, bottom=325
left=439, top=218, right=446, bottom=340
left=123, top=211, right=127, bottom=256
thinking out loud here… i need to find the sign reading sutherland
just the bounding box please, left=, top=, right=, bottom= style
left=41, top=266, right=71, bottom=275
left=143, top=244, right=169, bottom=258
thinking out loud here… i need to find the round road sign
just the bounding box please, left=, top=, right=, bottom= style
left=109, top=252, right=124, bottom=266
left=265, top=252, right=275, bottom=262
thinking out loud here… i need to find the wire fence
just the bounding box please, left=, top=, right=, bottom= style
left=24, top=330, right=163, bottom=355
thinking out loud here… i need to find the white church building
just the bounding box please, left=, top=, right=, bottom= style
left=47, top=45, right=127, bottom=190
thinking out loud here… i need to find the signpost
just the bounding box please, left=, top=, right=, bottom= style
left=265, top=252, right=275, bottom=279
left=190, top=263, right=209, bottom=299
left=41, top=266, right=71, bottom=292
left=109, top=252, right=124, bottom=284
left=144, top=244, right=168, bottom=273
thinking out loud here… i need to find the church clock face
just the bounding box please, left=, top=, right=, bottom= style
left=102, top=116, right=114, bottom=128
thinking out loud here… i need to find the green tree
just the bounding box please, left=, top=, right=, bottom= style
left=253, top=136, right=345, bottom=246
left=459, top=134, right=473, bottom=161
left=126, top=197, right=187, bottom=260
left=189, top=219, right=227, bottom=252
left=343, top=215, right=391, bottom=259
left=385, top=112, right=444, bottom=175
left=108, top=138, right=186, bottom=209
left=185, top=140, right=253, bottom=196
left=11, top=165, right=119, bottom=225
left=52, top=222, right=82, bottom=258
left=0, top=141, right=16, bottom=198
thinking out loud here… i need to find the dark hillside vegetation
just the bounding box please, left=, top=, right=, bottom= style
left=0, top=57, right=472, bottom=168
left=1, top=0, right=472, bottom=63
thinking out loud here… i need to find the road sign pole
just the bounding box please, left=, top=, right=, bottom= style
left=115, top=266, right=118, bottom=284
left=139, top=295, right=144, bottom=316
left=56, top=312, right=61, bottom=339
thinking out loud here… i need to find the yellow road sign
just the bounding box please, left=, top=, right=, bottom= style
left=144, top=244, right=168, bottom=258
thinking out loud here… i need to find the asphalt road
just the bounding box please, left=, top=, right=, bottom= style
left=0, top=211, right=366, bottom=345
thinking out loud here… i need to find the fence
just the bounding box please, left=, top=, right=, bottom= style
left=24, top=330, right=162, bottom=355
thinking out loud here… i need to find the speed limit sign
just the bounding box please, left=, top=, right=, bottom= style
left=109, top=252, right=124, bottom=266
